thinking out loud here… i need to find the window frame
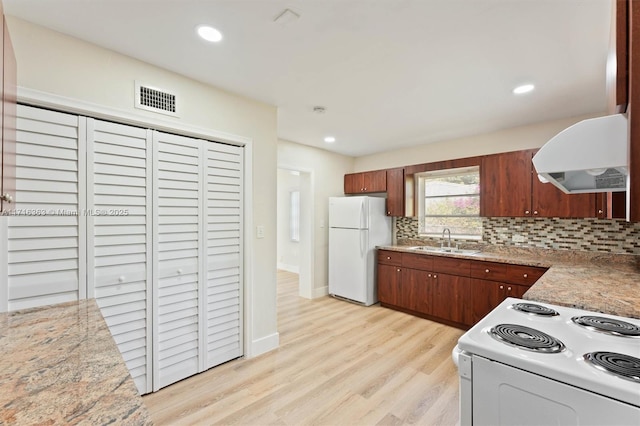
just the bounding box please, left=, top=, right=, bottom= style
left=416, top=165, right=482, bottom=240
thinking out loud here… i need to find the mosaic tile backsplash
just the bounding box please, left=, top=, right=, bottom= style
left=395, top=217, right=640, bottom=255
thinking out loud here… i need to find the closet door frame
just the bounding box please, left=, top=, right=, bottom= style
left=6, top=88, right=255, bottom=362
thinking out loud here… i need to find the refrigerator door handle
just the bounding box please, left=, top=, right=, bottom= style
left=360, top=199, right=366, bottom=229
left=360, top=228, right=365, bottom=257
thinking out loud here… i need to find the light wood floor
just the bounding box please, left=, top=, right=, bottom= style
left=143, top=270, right=464, bottom=425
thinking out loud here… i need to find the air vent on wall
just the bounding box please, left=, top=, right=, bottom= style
left=134, top=81, right=178, bottom=116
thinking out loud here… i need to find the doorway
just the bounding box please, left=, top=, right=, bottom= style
left=276, top=167, right=313, bottom=298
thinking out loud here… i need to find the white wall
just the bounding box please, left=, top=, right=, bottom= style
left=353, top=113, right=602, bottom=171
left=276, top=169, right=300, bottom=272
left=277, top=140, right=354, bottom=296
left=6, top=16, right=279, bottom=356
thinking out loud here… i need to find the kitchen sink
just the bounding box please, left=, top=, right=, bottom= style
left=408, top=246, right=481, bottom=255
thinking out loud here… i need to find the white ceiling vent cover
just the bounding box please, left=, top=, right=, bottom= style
left=134, top=81, right=178, bottom=116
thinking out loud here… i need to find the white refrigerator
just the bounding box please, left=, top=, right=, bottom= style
left=328, top=196, right=392, bottom=306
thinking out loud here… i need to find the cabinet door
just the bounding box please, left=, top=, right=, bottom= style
left=87, top=119, right=153, bottom=395
left=385, top=168, right=404, bottom=216
left=470, top=278, right=504, bottom=324
left=480, top=150, right=532, bottom=217
left=401, top=268, right=432, bottom=314
left=344, top=173, right=361, bottom=194
left=377, top=263, right=402, bottom=306
left=363, top=170, right=386, bottom=192
left=432, top=273, right=471, bottom=325
left=152, top=131, right=203, bottom=391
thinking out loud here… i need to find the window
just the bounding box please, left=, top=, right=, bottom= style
left=290, top=190, right=300, bottom=242
left=417, top=166, right=481, bottom=239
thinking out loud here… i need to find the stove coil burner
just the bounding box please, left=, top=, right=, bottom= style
left=584, top=352, right=640, bottom=383
left=572, top=316, right=640, bottom=338
left=489, top=324, right=566, bottom=353
left=511, top=302, right=559, bottom=317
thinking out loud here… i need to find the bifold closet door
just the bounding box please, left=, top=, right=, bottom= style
left=5, top=105, right=86, bottom=310
left=204, top=142, right=244, bottom=369
left=86, top=119, right=153, bottom=395
left=152, top=130, right=203, bottom=391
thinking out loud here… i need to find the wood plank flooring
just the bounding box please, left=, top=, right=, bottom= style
left=143, top=270, right=464, bottom=425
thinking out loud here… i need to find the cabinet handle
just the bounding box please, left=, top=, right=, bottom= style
left=433, top=274, right=437, bottom=279
left=428, top=273, right=432, bottom=277
left=525, top=210, right=530, bottom=215
left=397, top=268, right=401, bottom=272
left=363, top=187, right=367, bottom=191
left=507, top=286, right=512, bottom=291
left=598, top=209, right=604, bottom=214
left=499, top=285, right=504, bottom=289
left=1, top=193, right=12, bottom=203
left=387, top=211, right=391, bottom=215
left=523, top=273, right=528, bottom=278
left=485, top=269, right=490, bottom=273
left=533, top=210, right=539, bottom=215
left=386, top=256, right=391, bottom=260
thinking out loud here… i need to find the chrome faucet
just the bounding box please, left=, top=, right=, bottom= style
left=441, top=228, right=452, bottom=251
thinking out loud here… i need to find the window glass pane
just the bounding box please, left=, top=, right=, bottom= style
left=424, top=174, right=479, bottom=197
left=290, top=191, right=300, bottom=242
left=424, top=195, right=479, bottom=216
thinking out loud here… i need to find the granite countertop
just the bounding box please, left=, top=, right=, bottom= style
left=379, top=244, right=640, bottom=319
left=0, top=299, right=153, bottom=425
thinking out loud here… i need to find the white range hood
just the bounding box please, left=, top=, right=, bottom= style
left=532, top=114, right=628, bottom=194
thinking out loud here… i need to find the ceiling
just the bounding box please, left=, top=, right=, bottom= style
left=4, top=0, right=612, bottom=157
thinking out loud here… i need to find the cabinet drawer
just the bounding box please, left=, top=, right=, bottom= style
left=377, top=250, right=402, bottom=266
left=402, top=252, right=433, bottom=270
left=470, top=260, right=508, bottom=281
left=505, top=264, right=547, bottom=286
left=432, top=256, right=470, bottom=276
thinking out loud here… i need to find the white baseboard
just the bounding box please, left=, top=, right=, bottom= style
left=313, top=285, right=329, bottom=299
left=277, top=263, right=299, bottom=274
left=248, top=332, right=280, bottom=358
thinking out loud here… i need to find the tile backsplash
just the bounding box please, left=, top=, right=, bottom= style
left=395, top=217, right=640, bottom=255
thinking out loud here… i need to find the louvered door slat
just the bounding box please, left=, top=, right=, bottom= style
left=88, top=119, right=152, bottom=395
left=205, top=142, right=243, bottom=369
left=6, top=105, right=85, bottom=311
left=153, top=131, right=202, bottom=391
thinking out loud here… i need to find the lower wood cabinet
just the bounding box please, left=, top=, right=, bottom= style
left=470, top=279, right=527, bottom=324
left=377, top=249, right=547, bottom=329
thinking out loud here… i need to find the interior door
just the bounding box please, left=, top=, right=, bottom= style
left=87, top=118, right=153, bottom=395
left=152, top=130, right=202, bottom=391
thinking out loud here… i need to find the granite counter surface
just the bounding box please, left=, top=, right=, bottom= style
left=379, top=244, right=640, bottom=319
left=0, top=299, right=153, bottom=425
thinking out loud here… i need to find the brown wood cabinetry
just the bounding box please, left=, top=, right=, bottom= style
left=629, top=0, right=640, bottom=222
left=377, top=249, right=547, bottom=328
left=344, top=170, right=387, bottom=194
left=0, top=7, right=16, bottom=213
left=481, top=150, right=599, bottom=218
left=385, top=167, right=404, bottom=216
left=469, top=259, right=546, bottom=323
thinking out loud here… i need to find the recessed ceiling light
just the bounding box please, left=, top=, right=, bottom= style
left=196, top=25, right=223, bottom=43
left=513, top=84, right=535, bottom=95
left=324, top=136, right=336, bottom=143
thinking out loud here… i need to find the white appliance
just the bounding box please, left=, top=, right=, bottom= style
left=532, top=113, right=628, bottom=194
left=328, top=196, right=391, bottom=306
left=453, top=297, right=640, bottom=426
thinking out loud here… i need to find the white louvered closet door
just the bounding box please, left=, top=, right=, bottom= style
left=152, top=130, right=203, bottom=391
left=6, top=105, right=86, bottom=310
left=204, top=142, right=244, bottom=369
left=86, top=119, right=152, bottom=395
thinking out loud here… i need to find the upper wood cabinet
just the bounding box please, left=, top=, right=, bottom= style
left=385, top=167, right=404, bottom=216
left=629, top=0, right=640, bottom=222
left=1, top=11, right=16, bottom=213
left=481, top=150, right=598, bottom=218
left=607, top=0, right=629, bottom=114
left=344, top=170, right=387, bottom=194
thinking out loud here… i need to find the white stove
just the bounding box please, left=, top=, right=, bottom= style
left=453, top=297, right=640, bottom=426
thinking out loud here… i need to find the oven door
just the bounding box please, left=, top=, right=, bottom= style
left=472, top=355, right=640, bottom=426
